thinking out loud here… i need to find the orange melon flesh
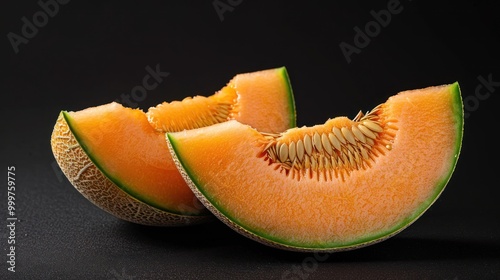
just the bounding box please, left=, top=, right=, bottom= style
left=229, top=68, right=296, bottom=132
left=168, top=83, right=463, bottom=250
left=56, top=67, right=296, bottom=218
left=147, top=67, right=296, bottom=133
left=63, top=103, right=199, bottom=214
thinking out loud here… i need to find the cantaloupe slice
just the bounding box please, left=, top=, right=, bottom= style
left=167, top=82, right=463, bottom=250
left=51, top=67, right=296, bottom=226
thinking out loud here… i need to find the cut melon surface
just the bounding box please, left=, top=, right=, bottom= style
left=167, top=82, right=463, bottom=250
left=50, top=67, right=296, bottom=226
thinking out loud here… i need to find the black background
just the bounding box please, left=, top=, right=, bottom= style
left=1, top=0, right=499, bottom=279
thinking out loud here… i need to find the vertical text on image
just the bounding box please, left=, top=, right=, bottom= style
left=6, top=166, right=17, bottom=273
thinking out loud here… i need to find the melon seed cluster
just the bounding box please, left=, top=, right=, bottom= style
left=147, top=96, right=235, bottom=132
left=262, top=105, right=398, bottom=180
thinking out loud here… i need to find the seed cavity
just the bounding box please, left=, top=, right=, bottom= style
left=261, top=104, right=398, bottom=181
left=147, top=95, right=235, bottom=133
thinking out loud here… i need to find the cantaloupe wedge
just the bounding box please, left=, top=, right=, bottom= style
left=167, top=82, right=463, bottom=250
left=51, top=67, right=296, bottom=226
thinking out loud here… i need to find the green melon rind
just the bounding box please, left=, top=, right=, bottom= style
left=168, top=82, right=464, bottom=252
left=62, top=111, right=207, bottom=216
left=277, top=66, right=297, bottom=128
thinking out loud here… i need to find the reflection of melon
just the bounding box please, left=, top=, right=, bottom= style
left=168, top=83, right=463, bottom=251
left=50, top=67, right=296, bottom=226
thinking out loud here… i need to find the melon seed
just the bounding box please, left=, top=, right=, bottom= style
left=288, top=142, right=296, bottom=162
left=332, top=127, right=347, bottom=144
left=328, top=133, right=342, bottom=151
left=296, top=139, right=305, bottom=162
left=304, top=134, right=313, bottom=156
left=362, top=120, right=383, bottom=133
left=341, top=127, right=356, bottom=145
left=321, top=133, right=333, bottom=155
left=313, top=133, right=323, bottom=153
left=358, top=124, right=377, bottom=139
left=279, top=143, right=289, bottom=162
left=351, top=125, right=366, bottom=144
